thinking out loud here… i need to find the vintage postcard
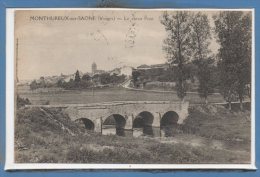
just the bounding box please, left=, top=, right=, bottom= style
left=5, top=8, right=255, bottom=170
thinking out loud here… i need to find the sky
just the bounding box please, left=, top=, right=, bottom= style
left=15, top=9, right=219, bottom=81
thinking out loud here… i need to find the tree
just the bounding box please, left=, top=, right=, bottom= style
left=214, top=11, right=252, bottom=110
left=39, top=76, right=46, bottom=88
left=161, top=11, right=193, bottom=101
left=236, top=13, right=252, bottom=106
left=190, top=12, right=213, bottom=104
left=100, top=73, right=111, bottom=85
left=132, top=70, right=141, bottom=87
left=74, top=70, right=81, bottom=88
left=29, top=80, right=38, bottom=90
left=57, top=79, right=63, bottom=87
left=82, top=74, right=91, bottom=81
left=81, top=74, right=92, bottom=88
left=194, top=58, right=214, bottom=104
left=80, top=80, right=91, bottom=88
left=65, top=78, right=75, bottom=89
left=17, top=95, right=31, bottom=108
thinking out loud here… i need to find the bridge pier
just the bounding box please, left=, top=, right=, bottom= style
left=151, top=113, right=161, bottom=137
left=94, top=118, right=102, bottom=134
left=124, top=114, right=134, bottom=137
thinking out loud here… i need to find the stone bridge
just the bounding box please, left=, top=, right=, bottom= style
left=65, top=101, right=188, bottom=137
left=30, top=101, right=189, bottom=137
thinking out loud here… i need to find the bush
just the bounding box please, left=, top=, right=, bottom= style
left=17, top=95, right=31, bottom=108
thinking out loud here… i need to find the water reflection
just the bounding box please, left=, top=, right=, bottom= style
left=102, top=126, right=173, bottom=138
left=133, top=111, right=155, bottom=136
left=103, top=114, right=126, bottom=136
left=143, top=125, right=154, bottom=136
left=160, top=111, right=179, bottom=137
left=133, top=127, right=160, bottom=137
left=161, top=126, right=175, bottom=137
left=116, top=127, right=125, bottom=136
left=102, top=111, right=179, bottom=138
left=102, top=126, right=132, bottom=137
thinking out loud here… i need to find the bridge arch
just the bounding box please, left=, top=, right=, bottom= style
left=75, top=118, right=95, bottom=131
left=133, top=111, right=154, bottom=136
left=103, top=114, right=126, bottom=136
left=160, top=111, right=179, bottom=137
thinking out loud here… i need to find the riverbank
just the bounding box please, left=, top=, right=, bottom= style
left=15, top=104, right=251, bottom=164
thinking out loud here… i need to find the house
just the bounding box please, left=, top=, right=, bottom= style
left=109, top=66, right=134, bottom=77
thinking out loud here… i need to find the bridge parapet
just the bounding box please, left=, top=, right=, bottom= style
left=26, top=101, right=190, bottom=136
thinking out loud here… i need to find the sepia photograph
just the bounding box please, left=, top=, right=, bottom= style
left=7, top=8, right=254, bottom=168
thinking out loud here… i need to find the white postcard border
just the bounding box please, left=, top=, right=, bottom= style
left=5, top=8, right=256, bottom=170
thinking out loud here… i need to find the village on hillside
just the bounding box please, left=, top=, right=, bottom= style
left=20, top=62, right=204, bottom=92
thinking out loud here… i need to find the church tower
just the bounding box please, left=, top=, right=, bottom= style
left=92, top=62, right=97, bottom=74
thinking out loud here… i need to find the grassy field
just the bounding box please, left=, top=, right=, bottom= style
left=15, top=104, right=251, bottom=164
left=18, top=86, right=225, bottom=105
